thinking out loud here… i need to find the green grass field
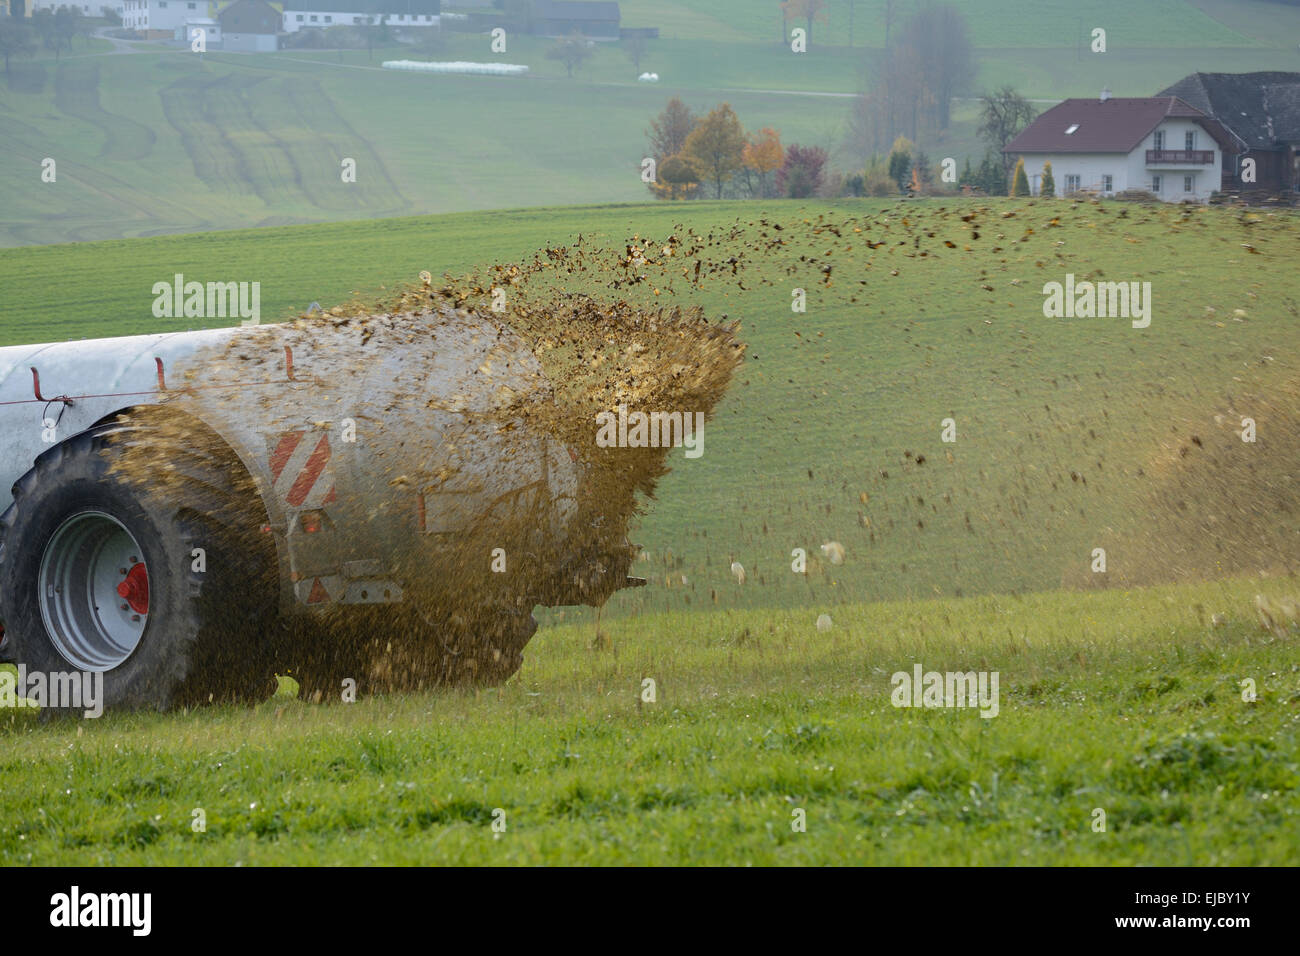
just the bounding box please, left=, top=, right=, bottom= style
left=3, top=0, right=1300, bottom=861
left=3, top=0, right=1299, bottom=246
left=2, top=576, right=1296, bottom=864
left=3, top=198, right=1296, bottom=614
left=1, top=196, right=1297, bottom=864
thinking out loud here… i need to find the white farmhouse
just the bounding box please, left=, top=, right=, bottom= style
left=1004, top=92, right=1235, bottom=203
left=120, top=0, right=207, bottom=35
left=281, top=0, right=441, bottom=33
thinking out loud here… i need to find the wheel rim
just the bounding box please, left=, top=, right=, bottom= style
left=38, top=511, right=150, bottom=671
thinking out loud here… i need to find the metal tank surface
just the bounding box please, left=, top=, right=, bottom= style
left=0, top=308, right=642, bottom=710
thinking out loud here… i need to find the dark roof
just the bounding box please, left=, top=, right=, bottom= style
left=1004, top=96, right=1232, bottom=154
left=281, top=0, right=441, bottom=13
left=1160, top=72, right=1300, bottom=149
left=533, top=0, right=620, bottom=22
left=218, top=0, right=280, bottom=29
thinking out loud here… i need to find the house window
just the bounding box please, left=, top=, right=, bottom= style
left=1151, top=175, right=1162, bottom=193
left=187, top=2, right=194, bottom=7
left=1185, top=131, right=1195, bottom=151
left=310, top=14, right=317, bottom=20
left=1184, top=175, right=1193, bottom=193
left=1153, top=130, right=1164, bottom=150
left=1065, top=174, right=1081, bottom=194
left=1065, top=124, right=1079, bottom=135
left=296, top=14, right=303, bottom=20
left=353, top=15, right=361, bottom=22
left=1102, top=174, right=1113, bottom=193
left=324, top=14, right=331, bottom=21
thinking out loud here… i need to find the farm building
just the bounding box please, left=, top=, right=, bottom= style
left=218, top=0, right=278, bottom=50
left=1003, top=92, right=1234, bottom=202
left=120, top=0, right=206, bottom=36
left=175, top=14, right=220, bottom=43
left=1159, top=72, right=1300, bottom=197
left=281, top=0, right=441, bottom=33
left=532, top=0, right=620, bottom=40
left=25, top=0, right=100, bottom=14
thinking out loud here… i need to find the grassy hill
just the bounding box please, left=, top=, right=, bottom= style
left=3, top=0, right=1299, bottom=246
left=2, top=198, right=1296, bottom=619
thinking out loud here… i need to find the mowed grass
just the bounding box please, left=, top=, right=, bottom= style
left=1, top=575, right=1295, bottom=865
left=3, top=198, right=1297, bottom=616
left=5, top=0, right=1300, bottom=245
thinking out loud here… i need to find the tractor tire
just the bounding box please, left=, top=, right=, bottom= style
left=0, top=413, right=279, bottom=713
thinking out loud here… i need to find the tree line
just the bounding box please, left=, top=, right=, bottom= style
left=646, top=84, right=1040, bottom=201
left=645, top=98, right=830, bottom=201
left=0, top=6, right=99, bottom=77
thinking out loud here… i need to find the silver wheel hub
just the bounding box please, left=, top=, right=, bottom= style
left=38, top=511, right=150, bottom=671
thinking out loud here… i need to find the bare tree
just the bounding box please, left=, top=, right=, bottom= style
left=623, top=32, right=647, bottom=74
left=899, top=3, right=974, bottom=131
left=547, top=31, right=592, bottom=78
left=0, top=20, right=36, bottom=79
left=978, top=86, right=1038, bottom=175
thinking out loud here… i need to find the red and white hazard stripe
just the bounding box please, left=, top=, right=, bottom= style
left=269, top=429, right=336, bottom=509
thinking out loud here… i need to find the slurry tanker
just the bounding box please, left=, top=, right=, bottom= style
left=0, top=308, right=658, bottom=711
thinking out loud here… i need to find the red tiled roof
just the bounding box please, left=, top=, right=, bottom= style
left=1004, top=96, right=1231, bottom=154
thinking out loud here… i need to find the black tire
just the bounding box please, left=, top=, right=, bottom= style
left=0, top=412, right=279, bottom=713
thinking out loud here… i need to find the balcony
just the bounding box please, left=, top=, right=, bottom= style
left=1146, top=149, right=1215, bottom=166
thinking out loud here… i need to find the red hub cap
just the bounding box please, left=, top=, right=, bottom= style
left=116, top=562, right=149, bottom=615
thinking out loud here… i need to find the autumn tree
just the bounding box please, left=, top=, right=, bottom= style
left=780, top=0, right=826, bottom=45
left=683, top=103, right=746, bottom=199
left=777, top=144, right=828, bottom=198
left=649, top=154, right=701, bottom=201
left=978, top=86, right=1038, bottom=176
left=741, top=126, right=783, bottom=197
left=547, top=31, right=592, bottom=77
left=647, top=97, right=697, bottom=163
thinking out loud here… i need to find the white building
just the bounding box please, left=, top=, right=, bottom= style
left=28, top=0, right=102, bottom=15
left=281, top=0, right=441, bottom=34
left=120, top=0, right=206, bottom=33
left=175, top=15, right=219, bottom=44
left=1004, top=92, right=1233, bottom=203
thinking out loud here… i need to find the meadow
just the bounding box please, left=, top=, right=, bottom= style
left=0, top=195, right=1297, bottom=864
left=2, top=0, right=1299, bottom=245
left=1, top=574, right=1295, bottom=864
left=2, top=198, right=1296, bottom=615
left=2, top=0, right=1299, bottom=858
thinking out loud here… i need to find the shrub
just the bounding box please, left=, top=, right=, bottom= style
left=1010, top=157, right=1029, bottom=197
